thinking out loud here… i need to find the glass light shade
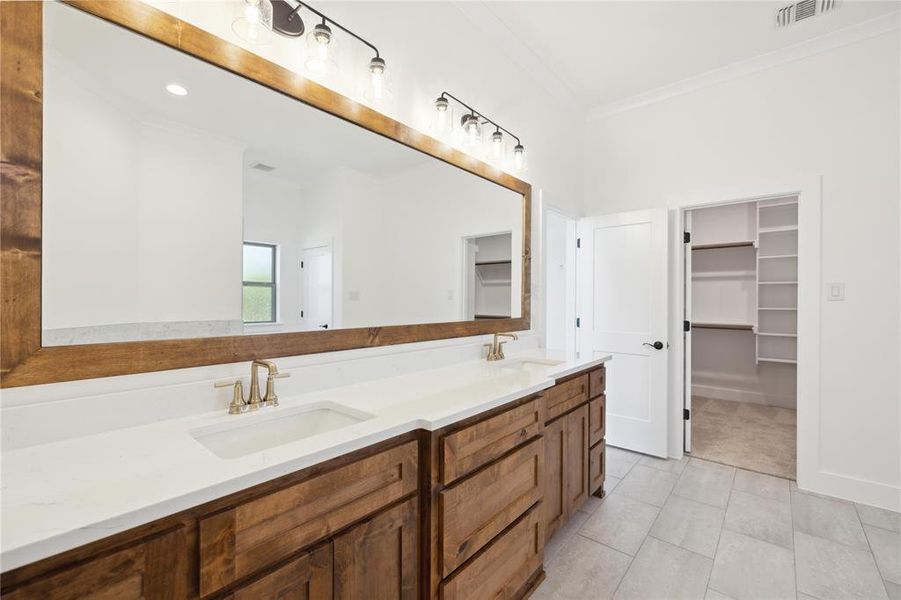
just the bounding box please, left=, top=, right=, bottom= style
left=462, top=114, right=481, bottom=147
left=433, top=97, right=451, bottom=136
left=363, top=56, right=392, bottom=103
left=232, top=0, right=274, bottom=45
left=512, top=144, right=527, bottom=172
left=305, top=22, right=338, bottom=74
left=490, top=130, right=504, bottom=159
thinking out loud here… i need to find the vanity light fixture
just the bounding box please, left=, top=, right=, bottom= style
left=232, top=0, right=274, bottom=45
left=165, top=83, right=188, bottom=96
left=265, top=0, right=389, bottom=99
left=433, top=92, right=526, bottom=172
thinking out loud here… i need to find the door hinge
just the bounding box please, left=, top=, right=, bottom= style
left=576, top=238, right=581, bottom=249
left=684, top=320, right=691, bottom=332
left=300, top=310, right=304, bottom=318
left=300, top=261, right=304, bottom=268
left=683, top=231, right=691, bottom=244
left=683, top=408, right=691, bottom=420
left=576, top=317, right=581, bottom=328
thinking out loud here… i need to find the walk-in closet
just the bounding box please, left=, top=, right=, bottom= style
left=687, top=197, right=798, bottom=479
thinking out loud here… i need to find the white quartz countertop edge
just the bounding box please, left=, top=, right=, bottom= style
left=0, top=351, right=610, bottom=571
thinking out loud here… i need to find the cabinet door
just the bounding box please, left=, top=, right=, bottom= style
left=334, top=496, right=418, bottom=600
left=564, top=405, right=590, bottom=516
left=4, top=527, right=187, bottom=600
left=543, top=416, right=566, bottom=541
left=225, top=543, right=332, bottom=600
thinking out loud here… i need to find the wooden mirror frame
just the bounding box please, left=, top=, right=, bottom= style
left=0, top=0, right=531, bottom=388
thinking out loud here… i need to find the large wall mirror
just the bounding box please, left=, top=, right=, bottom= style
left=0, top=1, right=530, bottom=386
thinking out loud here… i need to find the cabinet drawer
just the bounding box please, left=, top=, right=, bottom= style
left=441, top=504, right=544, bottom=600
left=440, top=437, right=543, bottom=577
left=222, top=543, right=332, bottom=600
left=4, top=527, right=187, bottom=600
left=589, top=440, right=606, bottom=496
left=199, top=441, right=418, bottom=596
left=589, top=367, right=606, bottom=399
left=441, top=396, right=544, bottom=485
left=546, top=374, right=589, bottom=422
left=589, top=394, right=606, bottom=447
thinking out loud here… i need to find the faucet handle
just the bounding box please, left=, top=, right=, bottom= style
left=262, top=371, right=290, bottom=407
left=215, top=379, right=247, bottom=415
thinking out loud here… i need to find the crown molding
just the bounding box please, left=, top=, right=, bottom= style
left=588, top=10, right=900, bottom=122
left=451, top=1, right=585, bottom=113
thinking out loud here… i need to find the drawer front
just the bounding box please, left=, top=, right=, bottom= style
left=4, top=527, right=187, bottom=600
left=440, top=437, right=543, bottom=577
left=441, top=396, right=544, bottom=485
left=224, top=542, right=332, bottom=600
left=199, top=441, right=418, bottom=596
left=546, top=374, right=589, bottom=422
left=589, top=367, right=606, bottom=399
left=441, top=504, right=544, bottom=600
left=588, top=394, right=606, bottom=447
left=589, top=440, right=606, bottom=496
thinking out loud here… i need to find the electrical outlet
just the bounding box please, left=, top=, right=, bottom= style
left=826, top=282, right=845, bottom=301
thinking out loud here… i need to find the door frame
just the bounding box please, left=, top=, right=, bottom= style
left=668, top=175, right=821, bottom=490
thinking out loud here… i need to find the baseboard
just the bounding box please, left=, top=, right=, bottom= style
left=799, top=469, right=901, bottom=512
left=692, top=383, right=796, bottom=409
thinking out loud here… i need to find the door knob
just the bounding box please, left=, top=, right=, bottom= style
left=319, top=324, right=329, bottom=329
left=643, top=341, right=664, bottom=350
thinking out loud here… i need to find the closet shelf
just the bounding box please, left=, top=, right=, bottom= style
left=758, top=307, right=797, bottom=311
left=758, top=357, right=797, bottom=364
left=757, top=332, right=797, bottom=337
left=693, top=322, right=754, bottom=331
left=759, top=254, right=798, bottom=260
left=759, top=281, right=798, bottom=285
left=759, top=225, right=798, bottom=234
left=692, top=241, right=755, bottom=251
left=475, top=260, right=512, bottom=266
left=474, top=314, right=510, bottom=319
left=692, top=270, right=755, bottom=279
left=758, top=199, right=798, bottom=209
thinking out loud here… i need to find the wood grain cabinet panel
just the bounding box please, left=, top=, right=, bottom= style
left=545, top=375, right=588, bottom=422
left=334, top=497, right=418, bottom=600
left=439, top=437, right=543, bottom=577
left=198, top=441, right=418, bottom=596
left=223, top=542, right=332, bottom=600
left=3, top=527, right=187, bottom=600
left=589, top=440, right=606, bottom=497
left=588, top=367, right=606, bottom=399
left=588, top=394, right=606, bottom=447
left=542, top=416, right=566, bottom=542
left=564, top=405, right=589, bottom=516
left=440, top=504, right=544, bottom=600
left=441, top=395, right=544, bottom=485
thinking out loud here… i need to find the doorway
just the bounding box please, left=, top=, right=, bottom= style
left=301, top=245, right=333, bottom=331
left=684, top=197, right=798, bottom=479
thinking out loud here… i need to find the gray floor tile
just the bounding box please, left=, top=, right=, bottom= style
left=708, top=530, right=796, bottom=600
left=791, top=481, right=854, bottom=504
left=544, top=509, right=589, bottom=564
left=534, top=534, right=631, bottom=600
left=613, top=537, right=712, bottom=600
left=607, top=446, right=642, bottom=478
left=797, top=594, right=819, bottom=600
left=640, top=454, right=689, bottom=475
left=674, top=462, right=735, bottom=508
left=724, top=489, right=793, bottom=549
left=792, top=491, right=870, bottom=551
left=616, top=464, right=679, bottom=507
left=732, top=469, right=791, bottom=504
left=865, top=525, right=901, bottom=584
left=705, top=590, right=734, bottom=600
left=580, top=492, right=660, bottom=556
left=650, top=494, right=725, bottom=558
left=795, top=530, right=888, bottom=599
left=857, top=503, right=901, bottom=533
left=580, top=476, right=622, bottom=516
left=690, top=458, right=737, bottom=475
left=885, top=579, right=901, bottom=600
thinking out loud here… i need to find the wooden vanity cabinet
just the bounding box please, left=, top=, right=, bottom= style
left=222, top=542, right=333, bottom=600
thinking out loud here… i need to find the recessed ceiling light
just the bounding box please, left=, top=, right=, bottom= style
left=165, top=83, right=188, bottom=96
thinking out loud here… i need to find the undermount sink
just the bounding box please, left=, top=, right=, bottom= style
left=191, top=403, right=374, bottom=459
left=494, top=358, right=564, bottom=372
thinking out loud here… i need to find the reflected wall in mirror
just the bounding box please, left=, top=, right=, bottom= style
left=41, top=2, right=522, bottom=346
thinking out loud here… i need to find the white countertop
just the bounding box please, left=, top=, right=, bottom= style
left=0, top=350, right=610, bottom=571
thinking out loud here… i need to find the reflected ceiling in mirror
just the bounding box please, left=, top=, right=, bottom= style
left=41, top=2, right=523, bottom=346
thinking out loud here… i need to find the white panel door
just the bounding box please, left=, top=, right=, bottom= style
left=578, top=209, right=669, bottom=457
left=301, top=246, right=333, bottom=331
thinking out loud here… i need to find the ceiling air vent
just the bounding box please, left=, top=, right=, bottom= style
left=249, top=161, right=276, bottom=172
left=776, top=0, right=837, bottom=27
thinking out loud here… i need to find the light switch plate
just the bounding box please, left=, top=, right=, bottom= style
left=826, top=282, right=845, bottom=301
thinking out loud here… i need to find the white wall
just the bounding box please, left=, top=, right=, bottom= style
left=584, top=29, right=900, bottom=509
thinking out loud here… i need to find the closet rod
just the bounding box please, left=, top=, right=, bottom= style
left=691, top=241, right=755, bottom=251
left=692, top=323, right=754, bottom=331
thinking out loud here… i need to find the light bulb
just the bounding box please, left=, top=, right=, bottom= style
left=368, top=57, right=386, bottom=101
left=434, top=96, right=450, bottom=134
left=305, top=22, right=337, bottom=74
left=513, top=144, right=526, bottom=172
left=232, top=0, right=273, bottom=45
left=491, top=130, right=503, bottom=159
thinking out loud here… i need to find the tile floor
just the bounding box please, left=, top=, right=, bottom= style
left=534, top=446, right=900, bottom=600
left=691, top=397, right=797, bottom=480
